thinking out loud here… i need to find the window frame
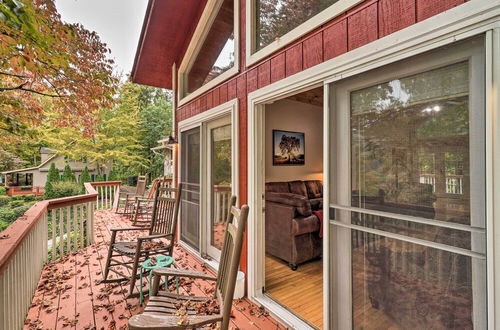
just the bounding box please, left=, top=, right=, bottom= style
left=245, top=0, right=363, bottom=66
left=178, top=0, right=240, bottom=106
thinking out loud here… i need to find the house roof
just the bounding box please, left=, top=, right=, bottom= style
left=1, top=152, right=58, bottom=175
left=131, top=0, right=207, bottom=89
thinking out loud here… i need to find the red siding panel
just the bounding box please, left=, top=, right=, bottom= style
left=258, top=60, right=271, bottom=88
left=228, top=78, right=237, bottom=100
left=200, top=94, right=207, bottom=113
left=417, top=0, right=464, bottom=21
left=270, top=53, right=286, bottom=83
left=378, top=0, right=416, bottom=37
left=213, top=87, right=220, bottom=107
left=323, top=19, right=348, bottom=61
left=303, top=32, right=323, bottom=70
left=286, top=43, right=303, bottom=77
left=348, top=3, right=378, bottom=50
left=219, top=83, right=228, bottom=103
left=247, top=68, right=258, bottom=93
left=237, top=74, right=247, bottom=98
left=206, top=91, right=213, bottom=109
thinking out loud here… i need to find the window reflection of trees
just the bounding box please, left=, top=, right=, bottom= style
left=256, top=0, right=339, bottom=50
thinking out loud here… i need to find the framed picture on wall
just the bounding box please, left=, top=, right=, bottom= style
left=273, top=130, right=305, bottom=166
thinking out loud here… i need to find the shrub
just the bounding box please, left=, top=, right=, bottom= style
left=80, top=166, right=91, bottom=191
left=62, top=164, right=76, bottom=182
left=20, top=186, right=32, bottom=190
left=0, top=196, right=10, bottom=207
left=0, top=186, right=6, bottom=195
left=17, top=194, right=36, bottom=202
left=45, top=163, right=60, bottom=197
left=8, top=200, right=24, bottom=208
left=0, top=208, right=16, bottom=223
left=0, top=220, right=9, bottom=231
left=95, top=174, right=105, bottom=182
left=45, top=181, right=82, bottom=199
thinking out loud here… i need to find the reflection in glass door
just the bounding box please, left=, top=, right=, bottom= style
left=206, top=116, right=232, bottom=260
left=180, top=127, right=201, bottom=250
left=329, top=37, right=486, bottom=329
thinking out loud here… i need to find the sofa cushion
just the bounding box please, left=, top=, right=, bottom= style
left=289, top=180, right=308, bottom=198
left=292, top=215, right=320, bottom=236
left=266, top=192, right=312, bottom=216
left=265, top=182, right=290, bottom=193
left=305, top=180, right=323, bottom=199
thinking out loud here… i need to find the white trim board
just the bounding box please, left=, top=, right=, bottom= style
left=247, top=1, right=500, bottom=329
left=245, top=0, right=364, bottom=66
left=178, top=0, right=240, bottom=106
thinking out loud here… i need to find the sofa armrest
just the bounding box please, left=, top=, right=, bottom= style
left=265, top=192, right=312, bottom=216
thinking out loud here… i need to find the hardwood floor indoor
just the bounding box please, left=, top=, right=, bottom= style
left=265, top=254, right=323, bottom=329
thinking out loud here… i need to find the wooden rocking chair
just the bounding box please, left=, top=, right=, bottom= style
left=132, top=177, right=173, bottom=226
left=103, top=184, right=182, bottom=297
left=115, top=175, right=147, bottom=217
left=128, top=199, right=248, bottom=330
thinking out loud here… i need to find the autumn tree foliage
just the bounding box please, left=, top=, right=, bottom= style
left=0, top=0, right=117, bottom=140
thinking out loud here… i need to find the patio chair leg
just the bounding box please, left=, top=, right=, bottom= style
left=128, top=242, right=142, bottom=297
left=103, top=232, right=116, bottom=281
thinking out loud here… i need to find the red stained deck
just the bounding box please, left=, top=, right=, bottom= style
left=24, top=210, right=285, bottom=330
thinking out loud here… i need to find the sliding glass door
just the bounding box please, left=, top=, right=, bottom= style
left=206, top=116, right=232, bottom=260
left=329, top=37, right=487, bottom=329
left=180, top=127, right=201, bottom=250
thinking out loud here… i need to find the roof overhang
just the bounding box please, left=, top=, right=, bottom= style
left=131, top=0, right=207, bottom=89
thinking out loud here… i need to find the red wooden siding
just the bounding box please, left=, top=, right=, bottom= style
left=378, top=0, right=416, bottom=37
left=323, top=19, right=348, bottom=61
left=416, top=0, right=465, bottom=21
left=174, top=0, right=469, bottom=276
left=285, top=43, right=303, bottom=77
left=348, top=2, right=378, bottom=50
left=303, top=33, right=323, bottom=70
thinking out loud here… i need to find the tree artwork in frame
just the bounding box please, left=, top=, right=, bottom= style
left=273, top=130, right=305, bottom=165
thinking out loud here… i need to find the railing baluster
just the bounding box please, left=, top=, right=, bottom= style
left=58, top=208, right=64, bottom=257
left=66, top=206, right=71, bottom=254
left=79, top=204, right=84, bottom=248
left=72, top=205, right=77, bottom=252
left=51, top=209, right=56, bottom=260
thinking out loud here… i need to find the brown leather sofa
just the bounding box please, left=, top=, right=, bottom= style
left=265, top=180, right=323, bottom=270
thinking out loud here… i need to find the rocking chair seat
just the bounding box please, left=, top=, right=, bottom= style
left=113, top=241, right=140, bottom=255
left=130, top=294, right=222, bottom=329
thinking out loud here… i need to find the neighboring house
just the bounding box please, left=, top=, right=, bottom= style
left=1, top=147, right=111, bottom=190
left=132, top=1, right=500, bottom=329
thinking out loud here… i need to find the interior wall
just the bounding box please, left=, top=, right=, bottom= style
left=265, top=99, right=323, bottom=182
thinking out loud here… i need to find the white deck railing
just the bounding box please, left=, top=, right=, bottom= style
left=213, top=185, right=232, bottom=223
left=0, top=181, right=120, bottom=330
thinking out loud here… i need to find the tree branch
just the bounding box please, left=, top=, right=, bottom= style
left=0, top=71, right=29, bottom=79
left=0, top=82, right=63, bottom=98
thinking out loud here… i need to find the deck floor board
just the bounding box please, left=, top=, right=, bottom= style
left=24, top=210, right=283, bottom=330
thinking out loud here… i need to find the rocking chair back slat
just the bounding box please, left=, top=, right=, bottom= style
left=136, top=175, right=147, bottom=196
left=214, top=203, right=248, bottom=329
left=149, top=185, right=182, bottom=237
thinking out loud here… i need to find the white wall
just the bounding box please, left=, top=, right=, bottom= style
left=265, top=99, right=323, bottom=182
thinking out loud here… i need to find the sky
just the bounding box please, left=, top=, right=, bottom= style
left=56, top=0, right=149, bottom=77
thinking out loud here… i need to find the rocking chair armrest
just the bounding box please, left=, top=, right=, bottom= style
left=110, top=227, right=148, bottom=232
left=138, top=233, right=171, bottom=241
left=152, top=268, right=217, bottom=281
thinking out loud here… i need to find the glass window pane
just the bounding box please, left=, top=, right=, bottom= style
left=350, top=62, right=475, bottom=226
left=210, top=124, right=232, bottom=250
left=180, top=128, right=201, bottom=250
left=352, top=230, right=485, bottom=329
left=187, top=0, right=234, bottom=94
left=256, top=0, right=339, bottom=51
